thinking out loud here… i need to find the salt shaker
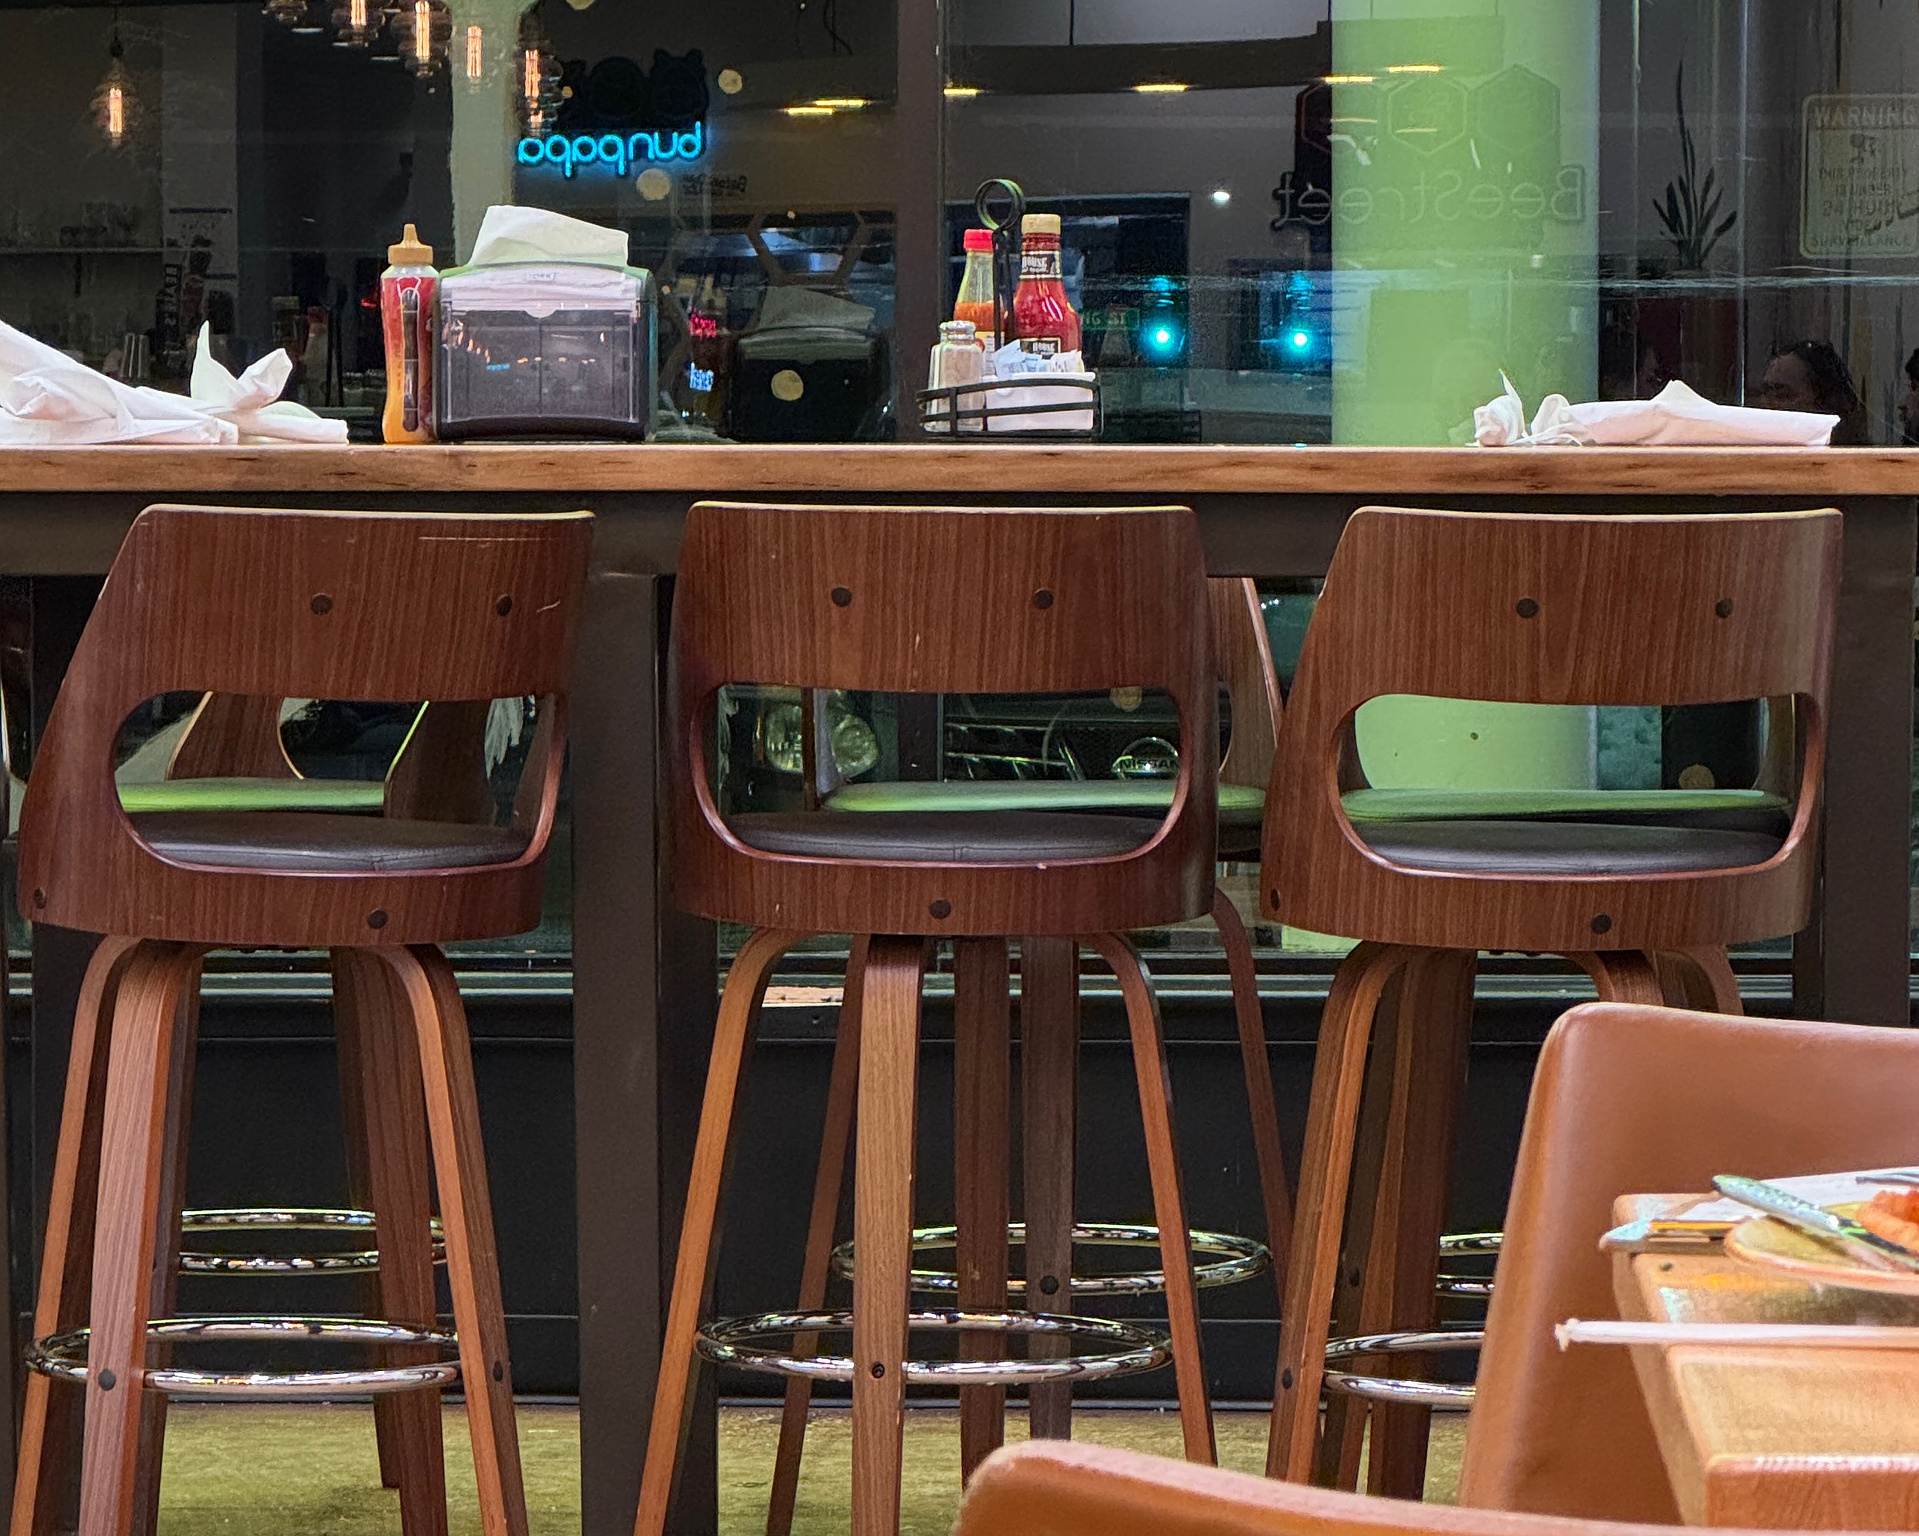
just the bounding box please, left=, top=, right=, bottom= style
left=928, top=319, right=987, bottom=432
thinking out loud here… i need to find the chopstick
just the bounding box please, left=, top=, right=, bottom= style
left=1558, top=1319, right=1919, bottom=1351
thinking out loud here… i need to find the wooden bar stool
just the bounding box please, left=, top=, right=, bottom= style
left=1260, top=506, right=1840, bottom=1490
left=635, top=501, right=1223, bottom=1536
left=760, top=577, right=1294, bottom=1526
left=11, top=503, right=592, bottom=1536
left=51, top=676, right=495, bottom=1522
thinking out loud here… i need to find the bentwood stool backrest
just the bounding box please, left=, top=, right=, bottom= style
left=18, top=504, right=593, bottom=948
left=1265, top=507, right=1841, bottom=954
left=667, top=500, right=1218, bottom=936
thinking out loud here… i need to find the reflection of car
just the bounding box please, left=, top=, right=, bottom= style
left=717, top=684, right=1200, bottom=817
left=713, top=592, right=1322, bottom=812
left=941, top=692, right=1186, bottom=783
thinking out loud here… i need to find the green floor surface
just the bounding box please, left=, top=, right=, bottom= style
left=154, top=1403, right=1463, bottom=1536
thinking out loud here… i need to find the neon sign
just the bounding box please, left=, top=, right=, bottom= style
left=517, top=121, right=708, bottom=178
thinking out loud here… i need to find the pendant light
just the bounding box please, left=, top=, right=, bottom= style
left=394, top=0, right=450, bottom=76
left=330, top=0, right=381, bottom=49
left=90, top=18, right=139, bottom=149
left=517, top=14, right=563, bottom=132
left=458, top=20, right=498, bottom=92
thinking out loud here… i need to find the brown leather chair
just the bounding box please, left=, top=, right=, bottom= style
left=1460, top=1001, right=1919, bottom=1523
left=637, top=501, right=1226, bottom=1536
left=1262, top=507, right=1841, bottom=1488
left=13, top=503, right=591, bottom=1536
left=954, top=1439, right=1847, bottom=1536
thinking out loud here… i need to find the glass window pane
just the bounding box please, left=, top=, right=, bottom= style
left=0, top=2, right=898, bottom=444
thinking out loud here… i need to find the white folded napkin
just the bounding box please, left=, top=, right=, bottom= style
left=1475, top=373, right=1838, bottom=448
left=0, top=319, right=229, bottom=445
left=189, top=323, right=347, bottom=444
left=467, top=204, right=630, bottom=270
left=0, top=319, right=349, bottom=446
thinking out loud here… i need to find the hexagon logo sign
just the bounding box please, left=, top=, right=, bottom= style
left=1470, top=66, right=1561, bottom=181
left=1386, top=75, right=1467, bottom=156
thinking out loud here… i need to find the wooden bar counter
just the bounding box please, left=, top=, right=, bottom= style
left=2, top=443, right=1914, bottom=1535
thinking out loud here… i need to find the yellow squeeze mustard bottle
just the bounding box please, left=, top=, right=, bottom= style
left=380, top=223, right=438, bottom=444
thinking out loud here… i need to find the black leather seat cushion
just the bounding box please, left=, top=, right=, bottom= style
left=1354, top=819, right=1784, bottom=877
left=1217, top=825, right=1263, bottom=862
left=131, top=812, right=530, bottom=873
left=728, top=810, right=1162, bottom=863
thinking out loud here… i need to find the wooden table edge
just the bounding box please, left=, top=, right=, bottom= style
left=1614, top=1195, right=1715, bottom=1524
left=3, top=443, right=1919, bottom=496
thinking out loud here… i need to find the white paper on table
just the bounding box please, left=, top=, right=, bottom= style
left=0, top=319, right=231, bottom=445
left=189, top=323, right=347, bottom=444
left=441, top=264, right=644, bottom=319
left=987, top=342, right=1086, bottom=377
left=1475, top=374, right=1838, bottom=448
left=467, top=205, right=630, bottom=270
left=981, top=371, right=1098, bottom=434
left=1668, top=1167, right=1919, bottom=1225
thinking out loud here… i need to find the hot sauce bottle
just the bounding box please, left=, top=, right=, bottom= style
left=380, top=223, right=438, bottom=444
left=954, top=228, right=1000, bottom=353
left=1012, top=212, right=1080, bottom=358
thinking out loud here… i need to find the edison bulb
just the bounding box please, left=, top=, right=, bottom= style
left=394, top=0, right=449, bottom=76
left=90, top=34, right=140, bottom=149
left=330, top=0, right=379, bottom=47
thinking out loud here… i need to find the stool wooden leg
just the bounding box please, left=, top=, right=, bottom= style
left=1019, top=937, right=1078, bottom=1441
left=954, top=939, right=1011, bottom=1482
left=1366, top=950, right=1476, bottom=1500
left=1656, top=948, right=1744, bottom=1015
left=1576, top=953, right=1667, bottom=1006
left=75, top=941, right=202, bottom=1536
left=633, top=927, right=798, bottom=1536
left=1312, top=964, right=1411, bottom=1491
left=12, top=936, right=139, bottom=1536
left=131, top=960, right=205, bottom=1536
left=1088, top=934, right=1215, bottom=1466
left=337, top=951, right=404, bottom=1492
left=1212, top=888, right=1292, bottom=1289
left=335, top=949, right=447, bottom=1536
left=379, top=946, right=527, bottom=1536
left=766, top=937, right=868, bottom=1536
left=849, top=937, right=927, bottom=1536
left=1267, top=942, right=1415, bottom=1483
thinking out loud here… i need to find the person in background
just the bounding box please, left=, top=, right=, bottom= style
left=1598, top=321, right=1669, bottom=400
left=1898, top=348, right=1919, bottom=445
left=1757, top=339, right=1869, bottom=444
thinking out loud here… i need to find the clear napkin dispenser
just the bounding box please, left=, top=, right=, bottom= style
left=436, top=261, right=657, bottom=441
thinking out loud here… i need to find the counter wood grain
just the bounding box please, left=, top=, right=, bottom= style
left=1613, top=1194, right=1919, bottom=1529
left=4, top=443, right=1919, bottom=496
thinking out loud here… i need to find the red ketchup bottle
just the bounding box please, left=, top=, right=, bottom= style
left=1012, top=212, right=1080, bottom=358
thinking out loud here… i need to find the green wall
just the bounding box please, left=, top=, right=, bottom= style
left=1330, top=0, right=1601, bottom=794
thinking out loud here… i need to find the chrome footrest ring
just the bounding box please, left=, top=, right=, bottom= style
left=1321, top=1329, right=1481, bottom=1410
left=178, top=1209, right=447, bottom=1275
left=28, top=1316, right=460, bottom=1399
left=1435, top=1231, right=1501, bottom=1300
left=831, top=1221, right=1270, bottom=1297
left=697, top=1307, right=1171, bottom=1386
